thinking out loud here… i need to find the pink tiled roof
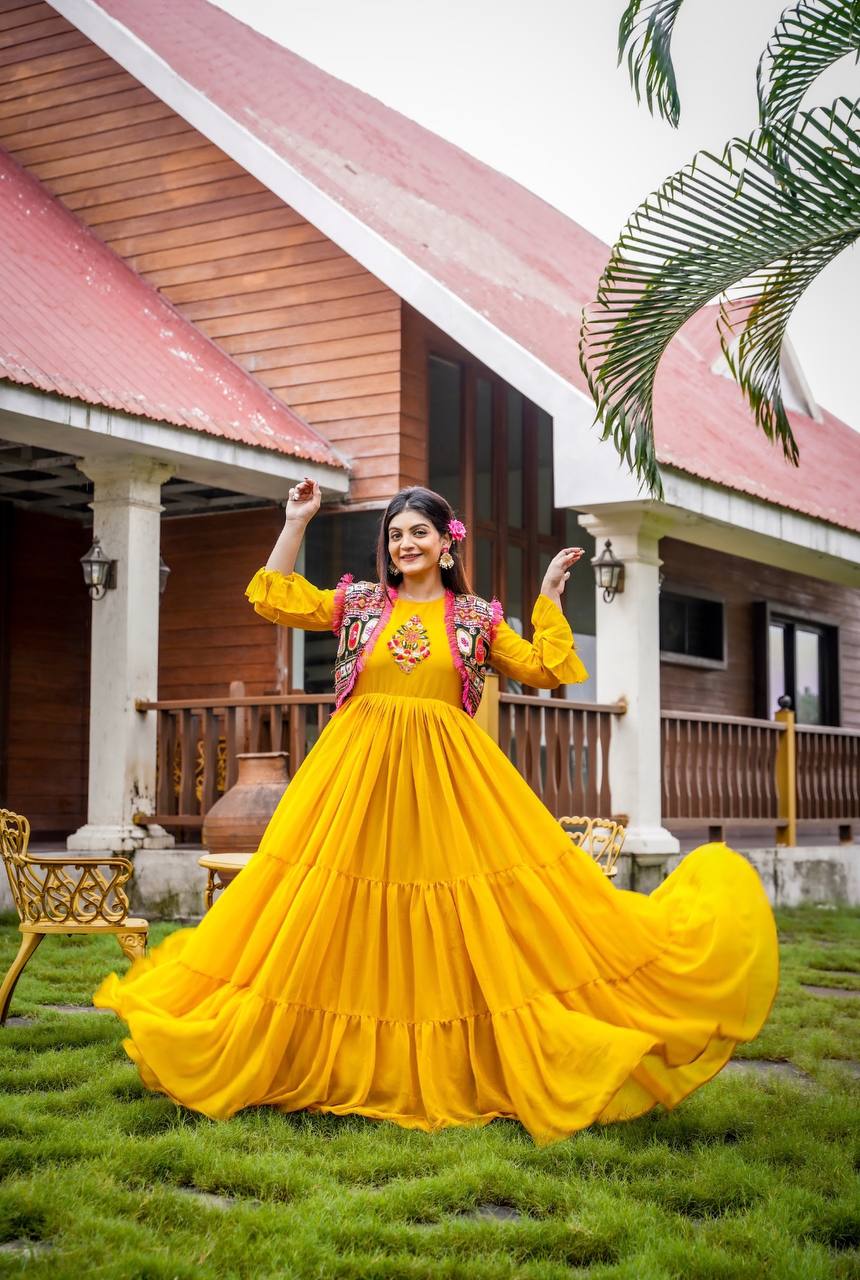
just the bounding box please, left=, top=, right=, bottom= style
left=657, top=308, right=860, bottom=534
left=78, top=0, right=607, bottom=392
left=43, top=3, right=860, bottom=532
left=0, top=148, right=344, bottom=469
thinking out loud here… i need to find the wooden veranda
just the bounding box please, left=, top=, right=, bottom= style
left=135, top=685, right=859, bottom=846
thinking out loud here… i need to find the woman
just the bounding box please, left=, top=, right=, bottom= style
left=96, top=482, right=778, bottom=1145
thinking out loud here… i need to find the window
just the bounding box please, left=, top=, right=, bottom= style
left=427, top=356, right=567, bottom=624
left=427, top=359, right=462, bottom=513
left=506, top=388, right=524, bottom=530
left=302, top=510, right=379, bottom=693
left=766, top=613, right=839, bottom=725
left=475, top=377, right=493, bottom=522
left=536, top=410, right=553, bottom=535
left=660, top=590, right=726, bottom=667
left=426, top=354, right=596, bottom=694
left=563, top=509, right=595, bottom=638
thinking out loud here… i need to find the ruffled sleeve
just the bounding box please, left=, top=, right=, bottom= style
left=245, top=568, right=335, bottom=632
left=490, top=595, right=589, bottom=688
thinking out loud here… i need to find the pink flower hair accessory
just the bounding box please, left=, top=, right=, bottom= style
left=447, top=518, right=467, bottom=542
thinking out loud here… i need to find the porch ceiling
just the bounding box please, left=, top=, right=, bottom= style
left=0, top=439, right=278, bottom=522
left=0, top=442, right=90, bottom=520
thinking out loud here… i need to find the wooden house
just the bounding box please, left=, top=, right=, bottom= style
left=0, top=0, right=858, bottom=882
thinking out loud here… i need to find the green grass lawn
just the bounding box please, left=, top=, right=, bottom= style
left=0, top=907, right=857, bottom=1279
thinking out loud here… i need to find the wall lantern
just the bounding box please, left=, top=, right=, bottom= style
left=80, top=536, right=116, bottom=601
left=591, top=539, right=625, bottom=603
left=158, top=554, right=171, bottom=596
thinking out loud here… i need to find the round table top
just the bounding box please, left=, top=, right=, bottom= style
left=197, top=852, right=255, bottom=872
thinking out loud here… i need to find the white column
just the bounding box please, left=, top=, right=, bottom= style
left=578, top=508, right=679, bottom=873
left=67, top=455, right=175, bottom=853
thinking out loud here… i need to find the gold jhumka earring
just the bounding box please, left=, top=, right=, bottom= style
left=439, top=549, right=454, bottom=570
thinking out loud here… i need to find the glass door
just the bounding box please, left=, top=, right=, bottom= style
left=767, top=616, right=836, bottom=725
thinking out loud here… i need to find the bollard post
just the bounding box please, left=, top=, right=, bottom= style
left=775, top=696, right=797, bottom=847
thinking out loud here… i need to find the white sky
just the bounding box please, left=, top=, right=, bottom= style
left=214, top=0, right=860, bottom=429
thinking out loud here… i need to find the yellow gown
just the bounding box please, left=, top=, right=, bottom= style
left=95, top=569, right=779, bottom=1145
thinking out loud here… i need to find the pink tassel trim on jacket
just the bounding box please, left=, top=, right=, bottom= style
left=444, top=589, right=471, bottom=712
left=331, top=573, right=354, bottom=636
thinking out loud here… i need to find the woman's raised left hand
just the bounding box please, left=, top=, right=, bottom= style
left=540, top=547, right=586, bottom=603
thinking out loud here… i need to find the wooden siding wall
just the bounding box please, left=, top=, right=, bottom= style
left=0, top=0, right=405, bottom=502
left=2, top=508, right=90, bottom=835
left=158, top=508, right=284, bottom=700
left=659, top=538, right=860, bottom=728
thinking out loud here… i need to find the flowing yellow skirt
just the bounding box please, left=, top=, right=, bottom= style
left=95, top=692, right=779, bottom=1144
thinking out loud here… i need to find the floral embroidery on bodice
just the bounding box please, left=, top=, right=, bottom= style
left=387, top=615, right=431, bottom=674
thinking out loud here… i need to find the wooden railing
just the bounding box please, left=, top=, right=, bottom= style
left=662, top=707, right=860, bottom=843
left=135, top=681, right=334, bottom=828
left=138, top=679, right=859, bottom=845
left=495, top=686, right=625, bottom=817
left=136, top=677, right=626, bottom=828
left=797, top=725, right=860, bottom=833
left=661, top=710, right=785, bottom=830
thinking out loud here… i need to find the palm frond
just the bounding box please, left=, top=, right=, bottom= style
left=757, top=0, right=860, bottom=133
left=618, top=0, right=685, bottom=127
left=579, top=98, right=860, bottom=496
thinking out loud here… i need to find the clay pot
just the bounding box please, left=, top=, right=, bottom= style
left=202, top=752, right=289, bottom=855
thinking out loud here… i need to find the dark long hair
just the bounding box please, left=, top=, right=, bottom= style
left=377, top=487, right=472, bottom=595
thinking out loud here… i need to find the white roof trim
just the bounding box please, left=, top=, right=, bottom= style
left=575, top=470, right=860, bottom=588
left=50, top=0, right=640, bottom=500
left=778, top=334, right=822, bottom=423
left=659, top=468, right=860, bottom=576
left=0, top=382, right=349, bottom=499
left=711, top=332, right=822, bottom=423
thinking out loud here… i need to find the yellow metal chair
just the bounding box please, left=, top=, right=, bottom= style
left=0, top=808, right=148, bottom=1026
left=198, top=851, right=254, bottom=911
left=558, top=815, right=626, bottom=879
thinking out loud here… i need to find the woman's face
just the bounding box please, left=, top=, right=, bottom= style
left=387, top=507, right=450, bottom=579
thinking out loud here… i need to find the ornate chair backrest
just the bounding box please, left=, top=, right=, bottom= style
left=0, top=807, right=133, bottom=926
left=558, top=816, right=626, bottom=879
left=0, top=808, right=32, bottom=920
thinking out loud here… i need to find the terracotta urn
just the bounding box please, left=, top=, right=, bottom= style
left=202, top=752, right=289, bottom=856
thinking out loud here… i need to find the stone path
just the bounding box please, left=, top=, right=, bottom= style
left=173, top=1187, right=239, bottom=1211
left=801, top=984, right=860, bottom=999
left=725, top=1057, right=860, bottom=1082
left=409, top=1203, right=525, bottom=1230
left=5, top=1004, right=113, bottom=1025
left=44, top=1003, right=113, bottom=1014
left=467, top=1203, right=523, bottom=1223
left=822, top=1059, right=860, bottom=1078
left=722, top=1059, right=812, bottom=1084
left=0, top=1240, right=53, bottom=1258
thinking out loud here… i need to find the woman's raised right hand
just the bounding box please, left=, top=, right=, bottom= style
left=285, top=477, right=321, bottom=524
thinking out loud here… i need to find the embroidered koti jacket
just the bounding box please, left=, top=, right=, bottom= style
left=332, top=576, right=502, bottom=716
left=246, top=569, right=589, bottom=714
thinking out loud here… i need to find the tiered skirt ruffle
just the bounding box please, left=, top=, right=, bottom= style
left=96, top=692, right=779, bottom=1144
